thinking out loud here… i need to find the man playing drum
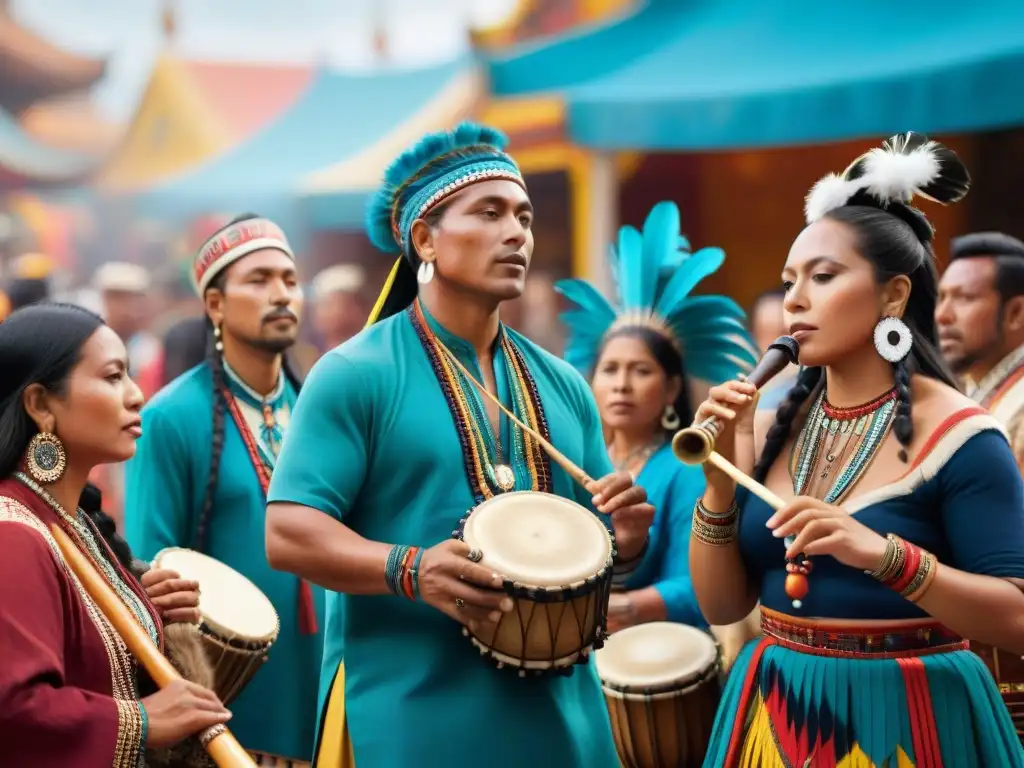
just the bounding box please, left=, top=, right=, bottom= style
left=124, top=214, right=326, bottom=766
left=265, top=123, right=656, bottom=768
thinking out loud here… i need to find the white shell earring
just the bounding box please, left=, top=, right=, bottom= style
left=661, top=404, right=681, bottom=430
left=213, top=323, right=224, bottom=352
left=417, top=261, right=435, bottom=285
left=874, top=316, right=913, bottom=363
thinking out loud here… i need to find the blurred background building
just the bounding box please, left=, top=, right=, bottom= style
left=3, top=0, right=1024, bottom=359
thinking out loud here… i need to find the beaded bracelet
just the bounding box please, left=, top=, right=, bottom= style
left=867, top=533, right=939, bottom=602
left=385, top=544, right=421, bottom=601
left=612, top=536, right=649, bottom=588
left=691, top=498, right=739, bottom=546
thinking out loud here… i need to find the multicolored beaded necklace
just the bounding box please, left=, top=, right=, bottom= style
left=15, top=471, right=162, bottom=648
left=783, top=386, right=898, bottom=609
left=410, top=300, right=553, bottom=504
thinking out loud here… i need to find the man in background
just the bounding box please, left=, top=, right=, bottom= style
left=310, top=263, right=366, bottom=353
left=93, top=261, right=161, bottom=384
left=937, top=231, right=1024, bottom=467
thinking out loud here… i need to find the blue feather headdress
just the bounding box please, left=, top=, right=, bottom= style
left=556, top=201, right=757, bottom=384
left=363, top=122, right=526, bottom=325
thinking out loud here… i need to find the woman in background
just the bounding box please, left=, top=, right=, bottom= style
left=558, top=201, right=758, bottom=635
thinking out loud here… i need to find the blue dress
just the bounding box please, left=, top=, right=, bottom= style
left=704, top=409, right=1024, bottom=767
left=123, top=363, right=327, bottom=762
left=623, top=444, right=706, bottom=626
left=267, top=305, right=634, bottom=768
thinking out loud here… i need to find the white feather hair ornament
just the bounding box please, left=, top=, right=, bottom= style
left=803, top=132, right=970, bottom=225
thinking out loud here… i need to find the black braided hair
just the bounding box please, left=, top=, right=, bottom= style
left=80, top=482, right=136, bottom=572
left=194, top=316, right=228, bottom=553
left=753, top=366, right=823, bottom=483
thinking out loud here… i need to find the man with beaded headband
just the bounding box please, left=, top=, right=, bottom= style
left=689, top=133, right=1024, bottom=766
left=124, top=214, right=326, bottom=766
left=937, top=232, right=1024, bottom=469
left=264, top=122, right=655, bottom=767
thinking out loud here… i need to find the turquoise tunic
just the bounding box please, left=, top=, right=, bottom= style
left=267, top=307, right=628, bottom=768
left=123, top=363, right=326, bottom=762
left=623, top=444, right=706, bottom=626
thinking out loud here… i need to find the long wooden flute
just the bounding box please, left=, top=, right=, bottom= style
left=50, top=524, right=256, bottom=768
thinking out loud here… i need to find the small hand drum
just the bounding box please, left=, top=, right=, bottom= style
left=457, top=491, right=614, bottom=677
left=595, top=622, right=722, bottom=767
left=153, top=547, right=280, bottom=704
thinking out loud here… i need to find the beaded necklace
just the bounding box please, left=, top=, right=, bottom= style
left=15, top=471, right=161, bottom=647
left=410, top=300, right=552, bottom=504
left=783, top=386, right=897, bottom=609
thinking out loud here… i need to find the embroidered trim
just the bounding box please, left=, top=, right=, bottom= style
left=0, top=499, right=144, bottom=767
left=408, top=302, right=552, bottom=503
left=969, top=343, right=1024, bottom=407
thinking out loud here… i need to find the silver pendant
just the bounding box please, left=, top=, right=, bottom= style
left=492, top=464, right=516, bottom=492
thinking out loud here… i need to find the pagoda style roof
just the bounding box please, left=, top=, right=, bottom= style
left=0, top=13, right=106, bottom=114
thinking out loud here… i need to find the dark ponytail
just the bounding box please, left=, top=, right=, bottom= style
left=753, top=366, right=823, bottom=483
left=80, top=483, right=137, bottom=573
left=194, top=323, right=227, bottom=553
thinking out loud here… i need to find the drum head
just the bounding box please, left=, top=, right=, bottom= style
left=463, top=491, right=612, bottom=587
left=595, top=622, right=717, bottom=689
left=153, top=548, right=280, bottom=642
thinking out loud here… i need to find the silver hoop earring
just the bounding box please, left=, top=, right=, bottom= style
left=874, top=316, right=913, bottom=363
left=417, top=261, right=435, bottom=286
left=660, top=405, right=681, bottom=431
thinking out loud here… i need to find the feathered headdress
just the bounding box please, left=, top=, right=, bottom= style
left=556, top=201, right=758, bottom=383
left=804, top=132, right=970, bottom=225
left=363, top=122, right=526, bottom=325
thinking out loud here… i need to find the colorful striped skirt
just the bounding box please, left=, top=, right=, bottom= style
left=703, top=609, right=1024, bottom=767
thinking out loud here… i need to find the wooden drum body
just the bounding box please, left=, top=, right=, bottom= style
left=972, top=642, right=1024, bottom=743
left=595, top=622, right=721, bottom=768
left=153, top=548, right=280, bottom=704
left=457, top=491, right=614, bottom=677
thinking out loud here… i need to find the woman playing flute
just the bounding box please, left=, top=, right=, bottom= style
left=693, top=133, right=1024, bottom=766
left=0, top=302, right=230, bottom=767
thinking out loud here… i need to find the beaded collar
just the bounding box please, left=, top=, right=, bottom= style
left=409, top=300, right=552, bottom=504
left=222, top=359, right=287, bottom=466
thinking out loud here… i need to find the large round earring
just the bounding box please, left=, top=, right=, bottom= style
left=213, top=323, right=224, bottom=352
left=26, top=431, right=67, bottom=485
left=660, top=404, right=681, bottom=430
left=874, top=316, right=913, bottom=363
left=417, top=260, right=435, bottom=286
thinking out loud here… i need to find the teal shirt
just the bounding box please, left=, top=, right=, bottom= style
left=623, top=444, right=707, bottom=626
left=123, top=363, right=326, bottom=761
left=267, top=308, right=622, bottom=768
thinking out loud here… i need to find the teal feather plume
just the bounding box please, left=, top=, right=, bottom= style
left=365, top=122, right=511, bottom=254
left=557, top=200, right=756, bottom=382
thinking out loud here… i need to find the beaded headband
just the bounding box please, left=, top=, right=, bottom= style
left=193, top=217, right=294, bottom=296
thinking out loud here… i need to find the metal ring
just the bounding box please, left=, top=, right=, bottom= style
left=467, top=548, right=483, bottom=563
left=455, top=597, right=466, bottom=610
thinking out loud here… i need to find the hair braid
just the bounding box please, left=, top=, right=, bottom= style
left=753, top=367, right=823, bottom=483
left=79, top=483, right=136, bottom=572
left=195, top=336, right=228, bottom=552
left=893, top=357, right=914, bottom=462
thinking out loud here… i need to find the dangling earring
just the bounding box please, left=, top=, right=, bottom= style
left=213, top=323, right=224, bottom=352
left=417, top=260, right=435, bottom=286
left=874, top=316, right=913, bottom=363
left=661, top=404, right=681, bottom=430
left=26, top=431, right=67, bottom=484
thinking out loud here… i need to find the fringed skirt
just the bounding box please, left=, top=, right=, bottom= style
left=704, top=609, right=1024, bottom=767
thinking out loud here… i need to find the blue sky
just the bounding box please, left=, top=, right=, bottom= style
left=12, top=0, right=518, bottom=120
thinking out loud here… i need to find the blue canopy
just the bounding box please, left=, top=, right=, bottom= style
left=490, top=0, right=1024, bottom=150
left=130, top=58, right=471, bottom=230
left=0, top=107, right=99, bottom=185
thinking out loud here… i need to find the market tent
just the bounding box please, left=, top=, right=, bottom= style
left=489, top=0, right=1024, bottom=150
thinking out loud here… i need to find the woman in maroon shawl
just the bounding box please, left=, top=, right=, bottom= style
left=0, top=302, right=231, bottom=767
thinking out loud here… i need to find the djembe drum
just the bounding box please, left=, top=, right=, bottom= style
left=595, top=622, right=721, bottom=767
left=153, top=547, right=280, bottom=704
left=457, top=491, right=614, bottom=675
left=972, top=641, right=1024, bottom=743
